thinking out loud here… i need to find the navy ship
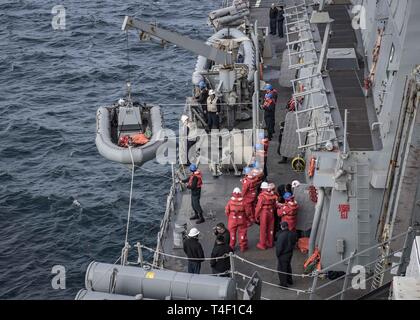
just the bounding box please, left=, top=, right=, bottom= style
left=77, top=0, right=420, bottom=300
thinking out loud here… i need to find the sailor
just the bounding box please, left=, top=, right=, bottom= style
left=277, top=121, right=288, bottom=164
left=206, top=89, right=221, bottom=130
left=181, top=115, right=200, bottom=166
left=277, top=6, right=285, bottom=38
left=182, top=164, right=205, bottom=224
left=255, top=182, right=278, bottom=250
left=275, top=221, right=298, bottom=287
left=262, top=93, right=276, bottom=141
left=258, top=132, right=270, bottom=179
left=183, top=227, right=205, bottom=274
left=195, top=80, right=209, bottom=117
left=269, top=3, right=279, bottom=35
left=225, top=187, right=249, bottom=252
left=277, top=192, right=299, bottom=232
left=210, top=234, right=233, bottom=276
left=213, top=222, right=230, bottom=247
left=263, top=84, right=278, bottom=104
left=241, top=168, right=258, bottom=225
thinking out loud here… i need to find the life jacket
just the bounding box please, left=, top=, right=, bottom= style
left=268, top=89, right=278, bottom=103
left=206, top=96, right=218, bottom=113
left=225, top=195, right=246, bottom=219
left=118, top=135, right=130, bottom=148
left=131, top=133, right=149, bottom=145
left=278, top=200, right=299, bottom=231
left=257, top=191, right=277, bottom=213
left=263, top=98, right=275, bottom=112
left=304, top=247, right=321, bottom=274
left=287, top=98, right=296, bottom=112
left=242, top=176, right=258, bottom=197
left=188, top=171, right=203, bottom=189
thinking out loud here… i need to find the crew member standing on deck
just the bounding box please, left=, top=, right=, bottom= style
left=277, top=193, right=299, bottom=232
left=206, top=90, right=220, bottom=130
left=183, top=227, right=205, bottom=274
left=241, top=168, right=258, bottom=225
left=276, top=221, right=298, bottom=287
left=278, top=6, right=285, bottom=38
left=269, top=3, right=278, bottom=35
left=225, top=187, right=249, bottom=252
left=182, top=164, right=205, bottom=224
left=262, top=93, right=276, bottom=141
left=195, top=80, right=209, bottom=117
left=255, top=182, right=278, bottom=250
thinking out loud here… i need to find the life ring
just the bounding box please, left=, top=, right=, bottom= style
left=291, top=156, right=306, bottom=173
left=308, top=156, right=316, bottom=178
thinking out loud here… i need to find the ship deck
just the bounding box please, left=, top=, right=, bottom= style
left=161, top=0, right=370, bottom=300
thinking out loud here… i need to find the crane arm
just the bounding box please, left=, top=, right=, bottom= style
left=122, top=16, right=233, bottom=66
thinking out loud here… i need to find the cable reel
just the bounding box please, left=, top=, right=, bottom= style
left=291, top=155, right=306, bottom=173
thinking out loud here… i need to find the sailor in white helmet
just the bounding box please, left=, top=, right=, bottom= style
left=183, top=227, right=205, bottom=274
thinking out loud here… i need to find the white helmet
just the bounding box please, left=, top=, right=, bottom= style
left=261, top=182, right=269, bottom=189
left=181, top=115, right=189, bottom=123
left=233, top=187, right=241, bottom=194
left=118, top=98, right=125, bottom=105
left=291, top=180, right=301, bottom=188
left=209, top=89, right=216, bottom=96
left=188, top=228, right=200, bottom=237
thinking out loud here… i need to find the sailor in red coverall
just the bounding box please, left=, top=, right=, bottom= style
left=255, top=182, right=278, bottom=250
left=241, top=170, right=259, bottom=225
left=277, top=192, right=299, bottom=231
left=225, top=187, right=249, bottom=252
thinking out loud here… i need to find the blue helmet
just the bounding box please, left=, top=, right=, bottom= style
left=283, top=192, right=293, bottom=200
left=266, top=93, right=273, bottom=99
left=199, top=80, right=206, bottom=89
left=264, top=84, right=273, bottom=91
left=189, top=164, right=197, bottom=172
left=255, top=144, right=264, bottom=151
left=243, top=167, right=251, bottom=175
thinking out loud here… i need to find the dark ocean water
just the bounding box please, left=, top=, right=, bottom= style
left=0, top=0, right=219, bottom=299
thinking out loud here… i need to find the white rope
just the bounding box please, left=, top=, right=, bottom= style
left=125, top=146, right=135, bottom=245
left=141, top=244, right=232, bottom=261
left=234, top=254, right=314, bottom=278
left=234, top=271, right=310, bottom=294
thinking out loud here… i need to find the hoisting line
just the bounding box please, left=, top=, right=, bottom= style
left=124, top=146, right=135, bottom=246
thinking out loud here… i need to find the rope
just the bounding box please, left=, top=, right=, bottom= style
left=234, top=271, right=310, bottom=294
left=141, top=244, right=232, bottom=261
left=234, top=254, right=314, bottom=278
left=124, top=146, right=135, bottom=245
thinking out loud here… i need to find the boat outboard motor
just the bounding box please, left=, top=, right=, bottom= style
left=117, top=100, right=143, bottom=136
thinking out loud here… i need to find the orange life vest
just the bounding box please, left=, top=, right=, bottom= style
left=131, top=133, right=149, bottom=145
left=188, top=171, right=203, bottom=189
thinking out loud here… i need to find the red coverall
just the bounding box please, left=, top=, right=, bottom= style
left=241, top=175, right=258, bottom=224
left=255, top=190, right=277, bottom=249
left=277, top=199, right=299, bottom=231
left=225, top=194, right=248, bottom=251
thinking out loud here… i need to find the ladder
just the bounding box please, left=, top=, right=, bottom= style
left=284, top=0, right=337, bottom=151
left=356, top=160, right=371, bottom=267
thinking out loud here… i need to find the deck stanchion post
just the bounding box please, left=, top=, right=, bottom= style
left=309, top=271, right=319, bottom=300
left=136, top=242, right=144, bottom=267
left=230, top=252, right=236, bottom=279
left=341, top=251, right=356, bottom=300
